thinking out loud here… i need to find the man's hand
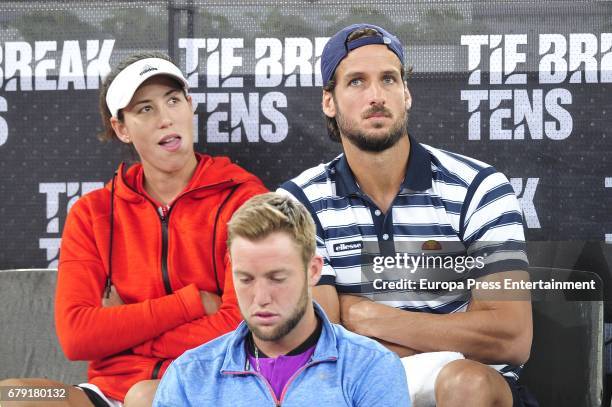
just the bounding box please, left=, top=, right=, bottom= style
left=339, top=294, right=372, bottom=333
left=340, top=294, right=420, bottom=357
left=200, top=291, right=222, bottom=315
left=101, top=285, right=124, bottom=307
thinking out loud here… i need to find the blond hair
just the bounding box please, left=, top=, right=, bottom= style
left=227, top=193, right=316, bottom=266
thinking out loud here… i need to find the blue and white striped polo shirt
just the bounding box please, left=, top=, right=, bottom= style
left=279, top=136, right=528, bottom=379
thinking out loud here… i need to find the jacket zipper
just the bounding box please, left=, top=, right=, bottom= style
left=157, top=206, right=172, bottom=295
left=256, top=371, right=282, bottom=407
left=277, top=358, right=337, bottom=404
left=151, top=359, right=164, bottom=380
left=135, top=180, right=237, bottom=296
left=224, top=371, right=281, bottom=406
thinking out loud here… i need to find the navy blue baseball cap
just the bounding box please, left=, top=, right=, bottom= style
left=321, top=23, right=405, bottom=86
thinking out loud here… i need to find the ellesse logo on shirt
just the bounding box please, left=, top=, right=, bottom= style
left=333, top=241, right=363, bottom=253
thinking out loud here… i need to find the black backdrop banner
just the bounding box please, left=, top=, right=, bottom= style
left=0, top=0, right=610, bottom=269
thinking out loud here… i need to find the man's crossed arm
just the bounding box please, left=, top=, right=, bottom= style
left=314, top=270, right=532, bottom=365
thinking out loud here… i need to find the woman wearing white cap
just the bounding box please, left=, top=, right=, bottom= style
left=0, top=53, right=267, bottom=406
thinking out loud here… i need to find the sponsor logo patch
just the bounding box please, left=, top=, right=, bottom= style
left=421, top=240, right=442, bottom=250
left=333, top=241, right=363, bottom=253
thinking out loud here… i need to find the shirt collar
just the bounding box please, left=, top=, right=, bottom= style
left=246, top=316, right=322, bottom=358
left=331, top=135, right=432, bottom=197
left=221, top=302, right=338, bottom=373
left=331, top=154, right=360, bottom=197
left=403, top=135, right=433, bottom=191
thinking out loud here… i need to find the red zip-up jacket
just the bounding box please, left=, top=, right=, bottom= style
left=55, top=153, right=267, bottom=400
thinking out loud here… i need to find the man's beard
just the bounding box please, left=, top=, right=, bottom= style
left=337, top=105, right=408, bottom=152
left=247, top=282, right=309, bottom=342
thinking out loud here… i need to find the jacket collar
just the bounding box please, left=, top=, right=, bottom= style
left=331, top=134, right=432, bottom=197
left=220, top=302, right=339, bottom=374
left=110, top=153, right=254, bottom=203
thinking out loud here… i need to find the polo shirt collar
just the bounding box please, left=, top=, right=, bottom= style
left=331, top=135, right=432, bottom=197
left=403, top=135, right=433, bottom=191
left=332, top=154, right=360, bottom=197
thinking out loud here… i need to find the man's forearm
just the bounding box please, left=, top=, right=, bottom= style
left=344, top=299, right=531, bottom=365
left=375, top=338, right=420, bottom=358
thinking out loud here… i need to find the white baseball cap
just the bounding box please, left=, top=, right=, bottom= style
left=105, top=57, right=189, bottom=118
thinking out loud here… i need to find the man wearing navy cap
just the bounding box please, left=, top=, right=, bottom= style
left=279, top=24, right=538, bottom=406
